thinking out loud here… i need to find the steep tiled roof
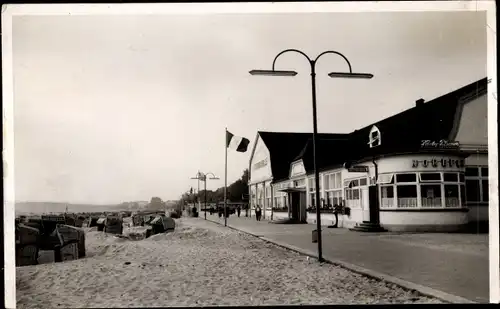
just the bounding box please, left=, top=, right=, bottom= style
left=257, top=132, right=347, bottom=182
left=293, top=137, right=351, bottom=174
left=347, top=77, right=488, bottom=162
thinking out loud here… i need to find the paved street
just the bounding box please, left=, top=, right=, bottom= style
left=203, top=213, right=489, bottom=303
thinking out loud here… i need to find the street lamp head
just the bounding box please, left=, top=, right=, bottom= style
left=249, top=69, right=297, bottom=77
left=328, top=72, right=374, bottom=79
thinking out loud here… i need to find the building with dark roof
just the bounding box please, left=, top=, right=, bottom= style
left=248, top=78, right=489, bottom=232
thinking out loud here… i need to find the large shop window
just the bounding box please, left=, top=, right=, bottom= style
left=379, top=171, right=466, bottom=209
left=326, top=190, right=342, bottom=207
left=309, top=194, right=316, bottom=207
left=323, top=172, right=343, bottom=210
left=465, top=166, right=489, bottom=203
left=308, top=177, right=321, bottom=191
left=397, top=185, right=418, bottom=208
left=420, top=184, right=441, bottom=208
left=345, top=178, right=367, bottom=208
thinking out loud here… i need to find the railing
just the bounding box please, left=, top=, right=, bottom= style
left=381, top=197, right=395, bottom=208
left=445, top=197, right=460, bottom=207
left=380, top=197, right=464, bottom=209
left=421, top=197, right=442, bottom=208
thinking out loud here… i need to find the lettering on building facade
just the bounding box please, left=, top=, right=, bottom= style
left=253, top=158, right=268, bottom=171
left=412, top=158, right=465, bottom=168
left=420, top=140, right=460, bottom=149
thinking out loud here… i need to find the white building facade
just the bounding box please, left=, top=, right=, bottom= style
left=248, top=78, right=489, bottom=232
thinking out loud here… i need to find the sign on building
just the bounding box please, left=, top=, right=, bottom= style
left=348, top=165, right=369, bottom=173
left=420, top=140, right=460, bottom=149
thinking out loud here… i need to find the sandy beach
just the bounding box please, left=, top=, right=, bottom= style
left=16, top=218, right=442, bottom=307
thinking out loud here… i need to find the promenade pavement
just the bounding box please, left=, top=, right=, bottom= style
left=202, top=213, right=489, bottom=303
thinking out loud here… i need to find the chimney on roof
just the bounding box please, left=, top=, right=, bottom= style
left=415, top=98, right=425, bottom=107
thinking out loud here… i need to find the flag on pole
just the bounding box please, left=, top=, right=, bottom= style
left=224, top=128, right=250, bottom=226
left=226, top=130, right=250, bottom=152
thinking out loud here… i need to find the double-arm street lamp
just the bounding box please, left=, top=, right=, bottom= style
left=250, top=49, right=373, bottom=262
left=191, top=171, right=220, bottom=220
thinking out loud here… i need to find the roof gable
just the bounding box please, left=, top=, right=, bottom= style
left=347, top=77, right=487, bottom=161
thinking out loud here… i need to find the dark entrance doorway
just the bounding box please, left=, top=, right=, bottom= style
left=368, top=185, right=380, bottom=224
left=290, top=192, right=300, bottom=221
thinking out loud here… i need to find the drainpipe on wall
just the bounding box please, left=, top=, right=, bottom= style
left=271, top=183, right=274, bottom=221
left=372, top=158, right=380, bottom=225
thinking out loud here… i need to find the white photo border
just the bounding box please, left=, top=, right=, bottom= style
left=2, top=1, right=497, bottom=307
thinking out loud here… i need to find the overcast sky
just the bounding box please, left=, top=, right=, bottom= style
left=11, top=10, right=486, bottom=204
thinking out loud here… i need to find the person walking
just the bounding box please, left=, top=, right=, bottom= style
left=237, top=206, right=241, bottom=217
left=255, top=205, right=262, bottom=221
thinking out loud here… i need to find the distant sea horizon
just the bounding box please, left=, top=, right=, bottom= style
left=14, top=201, right=141, bottom=215
left=14, top=200, right=177, bottom=215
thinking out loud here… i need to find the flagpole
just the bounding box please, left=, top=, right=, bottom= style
left=224, top=127, right=228, bottom=226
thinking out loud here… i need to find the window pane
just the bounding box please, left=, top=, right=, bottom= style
left=482, top=179, right=489, bottom=201
left=465, top=167, right=479, bottom=177
left=353, top=189, right=360, bottom=200
left=334, top=191, right=342, bottom=205
left=444, top=185, right=459, bottom=207
left=460, top=185, right=466, bottom=206
left=359, top=178, right=367, bottom=186
left=335, top=173, right=341, bottom=189
left=465, top=179, right=480, bottom=202
left=459, top=173, right=465, bottom=182
left=420, top=173, right=441, bottom=182
left=330, top=175, right=335, bottom=189
left=481, top=167, right=488, bottom=177
left=397, top=185, right=418, bottom=208
left=381, top=186, right=394, bottom=198
left=381, top=186, right=394, bottom=208
left=421, top=184, right=442, bottom=207
left=352, top=179, right=359, bottom=187
left=324, top=175, right=329, bottom=189
left=443, top=173, right=458, bottom=182
left=378, top=174, right=394, bottom=184
left=396, top=173, right=417, bottom=183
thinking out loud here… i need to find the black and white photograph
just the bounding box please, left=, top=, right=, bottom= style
left=2, top=2, right=498, bottom=308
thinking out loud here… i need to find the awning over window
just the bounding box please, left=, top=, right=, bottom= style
left=377, top=173, right=394, bottom=184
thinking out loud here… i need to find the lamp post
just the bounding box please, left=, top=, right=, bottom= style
left=250, top=49, right=373, bottom=262
left=192, top=171, right=219, bottom=220
left=202, top=172, right=220, bottom=220
left=191, top=171, right=202, bottom=215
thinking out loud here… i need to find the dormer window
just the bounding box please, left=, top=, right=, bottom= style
left=368, top=125, right=381, bottom=148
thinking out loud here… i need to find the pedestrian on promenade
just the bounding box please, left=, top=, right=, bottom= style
left=245, top=205, right=249, bottom=217
left=237, top=206, right=241, bottom=217
left=218, top=207, right=223, bottom=218
left=255, top=205, right=262, bottom=221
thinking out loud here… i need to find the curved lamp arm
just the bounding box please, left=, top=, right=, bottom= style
left=204, top=172, right=219, bottom=180
left=271, top=49, right=312, bottom=71
left=314, top=50, right=353, bottom=73
left=271, top=48, right=353, bottom=74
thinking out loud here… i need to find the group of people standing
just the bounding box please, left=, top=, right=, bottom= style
left=208, top=204, right=263, bottom=221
